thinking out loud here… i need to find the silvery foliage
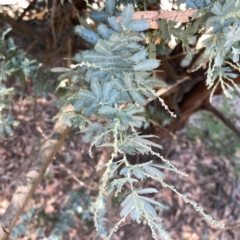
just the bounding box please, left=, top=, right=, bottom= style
left=157, top=0, right=240, bottom=101
left=186, top=0, right=211, bottom=9
left=53, top=0, right=225, bottom=239
left=178, top=0, right=240, bottom=101
left=202, top=0, right=240, bottom=101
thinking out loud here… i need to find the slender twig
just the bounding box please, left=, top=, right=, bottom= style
left=145, top=77, right=189, bottom=105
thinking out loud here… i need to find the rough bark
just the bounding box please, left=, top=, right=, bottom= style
left=0, top=112, right=71, bottom=240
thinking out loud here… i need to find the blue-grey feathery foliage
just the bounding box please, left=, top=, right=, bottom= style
left=90, top=10, right=109, bottom=23
left=154, top=0, right=240, bottom=102
left=198, top=0, right=240, bottom=101
left=53, top=1, right=225, bottom=239
left=186, top=0, right=211, bottom=9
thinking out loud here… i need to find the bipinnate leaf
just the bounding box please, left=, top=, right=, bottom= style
left=98, top=106, right=117, bottom=115
left=130, top=49, right=148, bottom=63
left=102, top=81, right=113, bottom=101
left=139, top=196, right=166, bottom=209
left=75, top=26, right=100, bottom=44
left=97, top=24, right=113, bottom=39
left=142, top=200, right=157, bottom=217
left=121, top=192, right=159, bottom=221
left=81, top=122, right=105, bottom=142
left=136, top=188, right=158, bottom=194
left=95, top=39, right=110, bottom=55
left=222, top=0, right=240, bottom=16
left=134, top=59, right=160, bottom=71
left=120, top=194, right=134, bottom=217
left=108, top=178, right=137, bottom=195
left=108, top=16, right=122, bottom=31
left=53, top=0, right=228, bottom=237
left=128, top=20, right=149, bottom=31
left=135, top=134, right=163, bottom=149
left=211, top=2, right=222, bottom=15
left=129, top=90, right=146, bottom=105
left=186, top=0, right=205, bottom=9
left=90, top=10, right=109, bottom=22
left=105, top=0, right=116, bottom=16
left=121, top=5, right=134, bottom=26
left=143, top=165, right=165, bottom=179
left=132, top=167, right=146, bottom=179
left=130, top=207, right=141, bottom=221
left=186, top=0, right=197, bottom=9
left=91, top=80, right=102, bottom=100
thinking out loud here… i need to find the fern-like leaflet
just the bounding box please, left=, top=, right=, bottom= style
left=52, top=1, right=225, bottom=239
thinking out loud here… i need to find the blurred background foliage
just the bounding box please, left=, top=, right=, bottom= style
left=186, top=92, right=240, bottom=161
